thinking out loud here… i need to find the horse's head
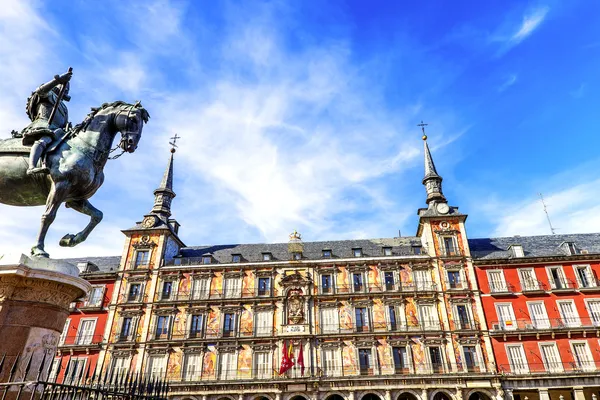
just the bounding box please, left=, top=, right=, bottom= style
left=114, top=101, right=150, bottom=153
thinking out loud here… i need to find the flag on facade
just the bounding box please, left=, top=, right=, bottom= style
left=297, top=343, right=305, bottom=376
left=279, top=340, right=294, bottom=374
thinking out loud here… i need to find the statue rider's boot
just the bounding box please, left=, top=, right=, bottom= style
left=27, top=138, right=51, bottom=175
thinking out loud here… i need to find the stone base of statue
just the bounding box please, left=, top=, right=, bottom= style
left=0, top=255, right=90, bottom=390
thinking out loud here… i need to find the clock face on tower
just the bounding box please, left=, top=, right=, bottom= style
left=142, top=215, right=157, bottom=228
left=436, top=203, right=450, bottom=214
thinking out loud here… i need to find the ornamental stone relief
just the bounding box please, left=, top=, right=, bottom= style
left=0, top=275, right=81, bottom=310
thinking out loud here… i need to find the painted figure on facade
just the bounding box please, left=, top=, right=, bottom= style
left=287, top=290, right=304, bottom=324
left=0, top=68, right=149, bottom=258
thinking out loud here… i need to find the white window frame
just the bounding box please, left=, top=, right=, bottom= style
left=574, top=265, right=595, bottom=288
left=487, top=270, right=508, bottom=293
left=183, top=353, right=203, bottom=381
left=153, top=314, right=173, bottom=339
left=187, top=313, right=205, bottom=338
left=127, top=282, right=143, bottom=302
left=440, top=235, right=459, bottom=256
left=425, top=345, right=446, bottom=373
left=527, top=301, right=550, bottom=329
left=133, top=249, right=150, bottom=268
left=557, top=300, right=580, bottom=327
left=505, top=344, right=529, bottom=374
left=254, top=351, right=272, bottom=379
left=386, top=303, right=406, bottom=331
left=111, top=356, right=130, bottom=382
left=319, top=272, right=335, bottom=294
left=322, top=347, right=343, bottom=377
left=495, top=303, right=517, bottom=330
left=191, top=276, right=210, bottom=300
left=224, top=276, right=241, bottom=298
left=453, top=303, right=474, bottom=330
left=518, top=268, right=539, bottom=291
left=219, top=352, right=238, bottom=380
left=75, top=318, right=97, bottom=345
left=538, top=342, right=563, bottom=373
left=570, top=341, right=596, bottom=371
left=146, top=355, right=167, bottom=380
left=413, top=269, right=432, bottom=291
left=255, top=310, right=273, bottom=336
left=446, top=269, right=465, bottom=290
left=85, top=285, right=105, bottom=308
left=509, top=244, right=524, bottom=258
left=351, top=271, right=366, bottom=293
left=461, top=344, right=483, bottom=372
left=383, top=270, right=397, bottom=291
left=353, top=248, right=363, bottom=257
left=320, top=306, right=340, bottom=334
left=64, top=357, right=87, bottom=384
left=418, top=304, right=439, bottom=330
left=546, top=266, right=568, bottom=289
left=59, top=318, right=70, bottom=345
left=383, top=247, right=393, bottom=256
left=49, top=359, right=61, bottom=380
left=256, top=277, right=271, bottom=297
left=585, top=299, right=600, bottom=327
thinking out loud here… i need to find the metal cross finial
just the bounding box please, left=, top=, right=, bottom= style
left=417, top=121, right=428, bottom=140
left=169, top=134, right=180, bottom=153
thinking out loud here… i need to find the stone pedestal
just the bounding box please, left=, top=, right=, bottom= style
left=0, top=259, right=90, bottom=387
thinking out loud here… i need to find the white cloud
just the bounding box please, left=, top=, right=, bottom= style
left=510, top=7, right=549, bottom=45
left=498, top=74, right=518, bottom=92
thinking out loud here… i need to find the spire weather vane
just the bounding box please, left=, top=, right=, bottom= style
left=417, top=120, right=428, bottom=140
left=169, top=134, right=180, bottom=153
left=539, top=193, right=557, bottom=235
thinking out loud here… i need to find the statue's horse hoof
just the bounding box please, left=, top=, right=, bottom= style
left=59, top=234, right=76, bottom=247
left=31, top=246, right=49, bottom=258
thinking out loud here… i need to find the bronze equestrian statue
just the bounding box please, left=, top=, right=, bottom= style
left=0, top=68, right=149, bottom=258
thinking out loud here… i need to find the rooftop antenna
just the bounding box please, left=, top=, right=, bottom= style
left=539, top=193, right=556, bottom=235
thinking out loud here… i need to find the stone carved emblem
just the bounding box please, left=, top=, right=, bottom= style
left=287, top=289, right=305, bottom=324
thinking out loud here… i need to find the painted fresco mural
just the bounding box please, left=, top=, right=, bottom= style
left=237, top=345, right=252, bottom=379
left=405, top=299, right=419, bottom=328
left=342, top=341, right=357, bottom=375
left=242, top=271, right=254, bottom=297
left=411, top=339, right=425, bottom=373
left=368, top=265, right=381, bottom=289
left=206, top=308, right=220, bottom=337
left=372, top=299, right=386, bottom=330
left=211, top=272, right=223, bottom=297
left=202, top=349, right=217, bottom=379
left=339, top=302, right=353, bottom=330
left=240, top=306, right=254, bottom=337
left=378, top=339, right=394, bottom=374
left=167, top=351, right=182, bottom=380
left=338, top=267, right=349, bottom=293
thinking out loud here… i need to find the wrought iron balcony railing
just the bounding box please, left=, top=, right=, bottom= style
left=498, top=361, right=598, bottom=375
left=520, top=279, right=548, bottom=292
left=58, top=334, right=104, bottom=347
left=489, top=282, right=516, bottom=294
left=489, top=317, right=600, bottom=332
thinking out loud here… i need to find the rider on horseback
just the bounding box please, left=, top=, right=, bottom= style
left=22, top=69, right=72, bottom=175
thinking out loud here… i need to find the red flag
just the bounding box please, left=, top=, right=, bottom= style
left=297, top=343, right=305, bottom=376
left=279, top=341, right=294, bottom=375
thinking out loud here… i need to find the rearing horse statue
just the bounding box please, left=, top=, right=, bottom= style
left=0, top=101, right=149, bottom=257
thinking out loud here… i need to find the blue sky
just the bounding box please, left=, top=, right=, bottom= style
left=1, top=0, right=599, bottom=259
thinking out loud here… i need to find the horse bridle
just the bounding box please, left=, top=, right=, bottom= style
left=110, top=102, right=142, bottom=159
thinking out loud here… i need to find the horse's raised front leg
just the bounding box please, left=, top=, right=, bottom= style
left=32, top=183, right=68, bottom=258
left=59, top=199, right=103, bottom=247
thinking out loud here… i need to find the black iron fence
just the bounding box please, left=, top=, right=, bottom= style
left=0, top=352, right=168, bottom=400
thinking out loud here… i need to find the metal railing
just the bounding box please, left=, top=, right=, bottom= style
left=0, top=352, right=168, bottom=400
left=59, top=334, right=104, bottom=347
left=498, top=361, right=598, bottom=375
left=445, top=280, right=468, bottom=290
left=489, top=317, right=600, bottom=332
left=548, top=278, right=577, bottom=291
left=489, top=282, right=516, bottom=294
left=521, top=279, right=548, bottom=292
left=317, top=321, right=444, bottom=334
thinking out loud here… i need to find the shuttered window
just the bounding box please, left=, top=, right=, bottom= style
left=256, top=311, right=273, bottom=336
left=506, top=345, right=528, bottom=374
left=321, top=307, right=339, bottom=333
left=183, top=353, right=202, bottom=381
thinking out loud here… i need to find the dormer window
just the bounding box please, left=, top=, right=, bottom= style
left=292, top=252, right=302, bottom=260
left=202, top=256, right=212, bottom=265
left=353, top=248, right=363, bottom=258
left=509, top=245, right=524, bottom=258
left=383, top=247, right=392, bottom=256
left=566, top=242, right=578, bottom=255
left=232, top=254, right=241, bottom=263
left=262, top=252, right=272, bottom=261
left=413, top=246, right=422, bottom=255
left=322, top=249, right=332, bottom=259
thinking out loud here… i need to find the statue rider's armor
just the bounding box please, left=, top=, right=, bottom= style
left=22, top=73, right=71, bottom=175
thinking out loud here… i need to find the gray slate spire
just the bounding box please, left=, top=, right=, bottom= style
left=422, top=136, right=447, bottom=205
left=151, top=149, right=176, bottom=218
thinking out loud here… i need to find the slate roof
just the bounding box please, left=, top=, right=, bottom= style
left=468, top=233, right=600, bottom=260
left=175, top=237, right=424, bottom=265
left=61, top=256, right=121, bottom=274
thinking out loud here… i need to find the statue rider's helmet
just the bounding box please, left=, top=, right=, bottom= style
left=51, top=81, right=71, bottom=102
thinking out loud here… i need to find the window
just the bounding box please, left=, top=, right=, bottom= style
left=527, top=301, right=550, bottom=329
left=321, top=274, right=333, bottom=294
left=353, top=273, right=364, bottom=292
left=321, top=307, right=339, bottom=333
left=571, top=342, right=595, bottom=371
left=146, top=355, right=166, bottom=380
left=202, top=256, right=211, bottom=264
left=447, top=270, right=462, bottom=289
left=388, top=305, right=399, bottom=330
left=539, top=343, right=562, bottom=372
left=232, top=254, right=241, bottom=263
left=355, top=307, right=370, bottom=332
left=292, top=252, right=302, bottom=260
left=257, top=277, right=271, bottom=296
left=64, top=358, right=87, bottom=384
left=128, top=283, right=141, bottom=302
left=463, top=346, right=478, bottom=371
left=442, top=236, right=457, bottom=256
left=506, top=345, right=529, bottom=374
left=262, top=253, right=272, bottom=261
left=191, top=277, right=209, bottom=300
left=518, top=268, right=539, bottom=291
left=575, top=265, right=595, bottom=288
left=495, top=303, right=516, bottom=330
left=255, top=310, right=273, bottom=336
left=223, top=313, right=236, bottom=337
left=384, top=272, right=395, bottom=290
left=428, top=347, right=444, bottom=373
left=557, top=300, right=580, bottom=327
left=255, top=352, right=272, bottom=379
left=219, top=352, right=237, bottom=380
left=586, top=300, right=600, bottom=326
left=322, top=249, right=332, bottom=258
left=189, top=314, right=203, bottom=338
left=383, top=247, right=392, bottom=256
left=358, top=348, right=373, bottom=375
left=414, top=269, right=431, bottom=291
left=322, top=348, right=342, bottom=377
left=455, top=305, right=471, bottom=329
left=111, top=356, right=130, bottom=381
left=49, top=359, right=60, bottom=380
left=353, top=248, right=362, bottom=257
left=547, top=266, right=567, bottom=289
left=86, top=286, right=104, bottom=307
left=488, top=270, right=508, bottom=293
left=419, top=304, right=438, bottom=330
left=183, top=353, right=202, bottom=381
left=224, top=276, right=241, bottom=298
left=59, top=319, right=70, bottom=345
left=161, top=281, right=173, bottom=300
left=155, top=315, right=171, bottom=339
left=75, top=319, right=96, bottom=345
left=566, top=242, right=578, bottom=255
left=120, top=317, right=133, bottom=340
left=413, top=246, right=422, bottom=255
left=510, top=245, right=524, bottom=258
left=392, top=346, right=409, bottom=373
left=134, top=250, right=149, bottom=268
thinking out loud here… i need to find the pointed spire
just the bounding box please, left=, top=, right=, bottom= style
left=150, top=138, right=178, bottom=219
left=418, top=122, right=447, bottom=205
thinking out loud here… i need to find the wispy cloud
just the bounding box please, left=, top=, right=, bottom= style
left=498, top=74, right=518, bottom=92
left=494, top=6, right=549, bottom=55
left=570, top=83, right=587, bottom=99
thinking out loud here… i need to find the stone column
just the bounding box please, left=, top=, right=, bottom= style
left=0, top=261, right=89, bottom=391
left=573, top=388, right=585, bottom=400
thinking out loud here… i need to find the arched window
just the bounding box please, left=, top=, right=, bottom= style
left=468, top=393, right=491, bottom=400
left=398, top=393, right=419, bottom=400
left=362, top=394, right=382, bottom=400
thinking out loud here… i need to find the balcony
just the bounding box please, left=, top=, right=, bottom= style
left=115, top=331, right=136, bottom=343
left=489, top=317, right=600, bottom=334
left=521, top=279, right=548, bottom=294
left=59, top=334, right=103, bottom=347
left=452, top=321, right=480, bottom=331
left=548, top=278, right=577, bottom=292
left=317, top=321, right=443, bottom=335
left=498, top=361, right=598, bottom=375
left=445, top=280, right=468, bottom=291
left=489, top=282, right=516, bottom=296
left=579, top=277, right=600, bottom=292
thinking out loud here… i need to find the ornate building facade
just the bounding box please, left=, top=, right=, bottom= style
left=51, top=137, right=600, bottom=400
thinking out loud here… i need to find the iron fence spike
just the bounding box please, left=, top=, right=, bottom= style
left=8, top=352, right=21, bottom=381
left=0, top=353, right=6, bottom=376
